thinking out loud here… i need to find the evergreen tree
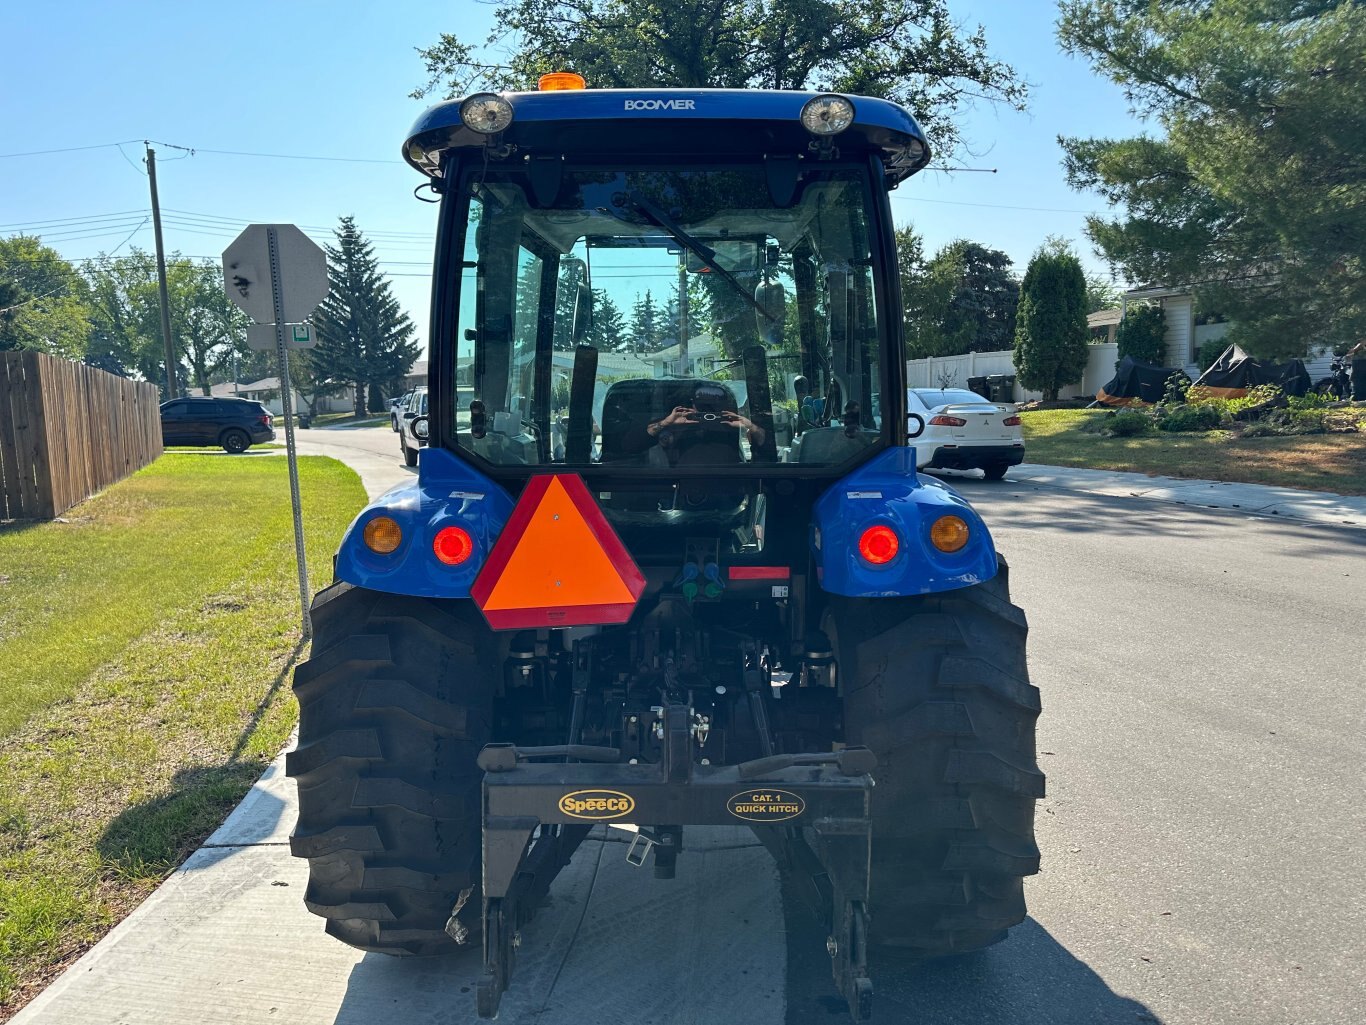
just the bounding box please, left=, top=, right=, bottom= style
left=1059, top=1, right=1366, bottom=357
left=896, top=224, right=931, bottom=356
left=1013, top=240, right=1088, bottom=401
left=584, top=289, right=626, bottom=351
left=515, top=259, right=543, bottom=349
left=629, top=289, right=661, bottom=352
left=312, top=216, right=421, bottom=416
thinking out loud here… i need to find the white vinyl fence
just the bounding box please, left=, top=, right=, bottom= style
left=906, top=343, right=1121, bottom=402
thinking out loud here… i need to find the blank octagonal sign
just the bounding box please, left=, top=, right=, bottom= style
left=222, top=224, right=329, bottom=324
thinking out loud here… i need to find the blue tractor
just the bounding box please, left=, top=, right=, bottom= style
left=287, top=77, right=1043, bottom=1019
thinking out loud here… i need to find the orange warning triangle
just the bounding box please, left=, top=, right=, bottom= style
left=471, top=474, right=645, bottom=630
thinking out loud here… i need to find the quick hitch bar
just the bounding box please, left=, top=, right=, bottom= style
left=473, top=704, right=876, bottom=1020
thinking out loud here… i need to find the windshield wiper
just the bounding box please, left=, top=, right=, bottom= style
left=624, top=190, right=780, bottom=327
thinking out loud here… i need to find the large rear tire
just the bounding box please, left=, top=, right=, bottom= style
left=830, top=556, right=1043, bottom=957
left=287, top=581, right=491, bottom=955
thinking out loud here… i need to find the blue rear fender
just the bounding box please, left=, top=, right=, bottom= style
left=812, top=448, right=998, bottom=597
left=334, top=448, right=514, bottom=599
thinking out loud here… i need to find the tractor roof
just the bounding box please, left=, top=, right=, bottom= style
left=403, top=88, right=931, bottom=186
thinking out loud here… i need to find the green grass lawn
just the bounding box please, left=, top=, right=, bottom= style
left=0, top=455, right=365, bottom=1014
left=1021, top=408, right=1366, bottom=495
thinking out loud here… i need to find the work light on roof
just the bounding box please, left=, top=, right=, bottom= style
left=461, top=94, right=514, bottom=134
left=800, top=94, right=855, bottom=136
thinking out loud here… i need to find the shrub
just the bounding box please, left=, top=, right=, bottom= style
left=1102, top=410, right=1156, bottom=436
left=1162, top=372, right=1191, bottom=405
left=1157, top=403, right=1222, bottom=432
left=1227, top=383, right=1282, bottom=415
left=1237, top=408, right=1327, bottom=436
left=1289, top=390, right=1332, bottom=411
left=1115, top=303, right=1167, bottom=365
left=1196, top=338, right=1228, bottom=371
left=1289, top=409, right=1327, bottom=434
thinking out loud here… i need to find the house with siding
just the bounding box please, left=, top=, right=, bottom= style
left=1120, top=285, right=1334, bottom=380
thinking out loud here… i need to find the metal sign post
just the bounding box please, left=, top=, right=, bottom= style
left=223, top=224, right=329, bottom=640
left=267, top=227, right=312, bottom=639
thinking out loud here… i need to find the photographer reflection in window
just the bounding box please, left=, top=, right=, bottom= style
left=642, top=382, right=764, bottom=465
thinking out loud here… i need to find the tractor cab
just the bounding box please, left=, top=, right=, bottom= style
left=404, top=82, right=931, bottom=550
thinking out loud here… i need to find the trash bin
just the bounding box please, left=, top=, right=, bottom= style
left=986, top=374, right=1016, bottom=402
left=1353, top=359, right=1366, bottom=401
left=967, top=376, right=990, bottom=399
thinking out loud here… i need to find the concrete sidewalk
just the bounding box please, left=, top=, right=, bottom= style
left=1006, top=462, right=1366, bottom=529
left=12, top=744, right=786, bottom=1025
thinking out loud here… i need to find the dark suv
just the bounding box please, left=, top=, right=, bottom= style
left=160, top=396, right=275, bottom=453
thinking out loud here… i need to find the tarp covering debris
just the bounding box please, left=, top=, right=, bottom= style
left=1192, top=344, right=1311, bottom=398
left=1096, top=356, right=1191, bottom=407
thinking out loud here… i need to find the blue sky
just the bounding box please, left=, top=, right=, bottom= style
left=3, top=1, right=1146, bottom=351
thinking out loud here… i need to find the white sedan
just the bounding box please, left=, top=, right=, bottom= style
left=906, top=388, right=1024, bottom=480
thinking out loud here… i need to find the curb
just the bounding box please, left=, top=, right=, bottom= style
left=1005, top=463, right=1366, bottom=530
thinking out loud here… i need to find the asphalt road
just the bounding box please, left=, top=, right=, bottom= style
left=22, top=429, right=1363, bottom=1025
left=295, top=429, right=1366, bottom=1024
left=304, top=430, right=1366, bottom=1024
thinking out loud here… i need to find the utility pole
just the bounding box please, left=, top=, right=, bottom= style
left=678, top=255, right=689, bottom=375
left=146, top=145, right=178, bottom=400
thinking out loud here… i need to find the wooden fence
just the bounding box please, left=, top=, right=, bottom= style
left=0, top=351, right=163, bottom=520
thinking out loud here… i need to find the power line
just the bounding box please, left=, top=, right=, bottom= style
left=908, top=196, right=1101, bottom=214
left=161, top=207, right=434, bottom=239
left=0, top=218, right=147, bottom=314
left=146, top=140, right=402, bottom=165
left=0, top=140, right=142, bottom=159
left=0, top=209, right=148, bottom=231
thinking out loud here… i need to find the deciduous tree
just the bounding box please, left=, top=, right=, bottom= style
left=414, top=0, right=1027, bottom=159
left=0, top=236, right=92, bottom=359
left=898, top=229, right=1018, bottom=357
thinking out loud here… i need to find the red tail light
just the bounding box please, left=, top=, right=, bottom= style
left=433, top=526, right=474, bottom=566
left=857, top=524, right=900, bottom=565
left=260, top=415, right=271, bottom=426
left=928, top=414, right=966, bottom=427
left=1003, top=414, right=1021, bottom=426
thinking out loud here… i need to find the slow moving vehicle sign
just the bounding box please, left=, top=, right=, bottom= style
left=471, top=473, right=645, bottom=630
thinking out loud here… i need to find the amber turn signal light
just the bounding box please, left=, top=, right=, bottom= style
left=929, top=515, right=970, bottom=553
left=363, top=516, right=402, bottom=554
left=433, top=525, right=474, bottom=566
left=857, top=524, right=900, bottom=565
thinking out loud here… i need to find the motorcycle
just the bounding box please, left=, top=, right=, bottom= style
left=1314, top=355, right=1351, bottom=400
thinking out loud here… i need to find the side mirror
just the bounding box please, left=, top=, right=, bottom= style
left=563, top=257, right=592, bottom=343
left=755, top=279, right=785, bottom=347
left=413, top=415, right=430, bottom=441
